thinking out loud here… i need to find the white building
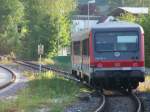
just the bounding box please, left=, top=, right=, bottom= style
left=71, top=15, right=101, bottom=33
left=110, top=7, right=149, bottom=17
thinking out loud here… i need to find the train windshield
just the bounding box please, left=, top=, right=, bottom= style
left=95, top=32, right=139, bottom=52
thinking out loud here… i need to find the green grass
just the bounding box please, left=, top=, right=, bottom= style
left=0, top=72, right=80, bottom=112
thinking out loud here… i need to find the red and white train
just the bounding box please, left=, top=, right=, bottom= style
left=71, top=21, right=145, bottom=90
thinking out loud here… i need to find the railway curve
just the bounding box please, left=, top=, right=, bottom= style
left=0, top=65, right=16, bottom=90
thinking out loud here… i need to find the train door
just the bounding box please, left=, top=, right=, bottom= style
left=81, top=38, right=90, bottom=78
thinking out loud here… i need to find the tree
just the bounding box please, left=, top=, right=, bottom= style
left=20, top=0, right=75, bottom=59
left=0, top=0, right=24, bottom=55
left=119, top=13, right=137, bottom=23
left=50, top=0, right=75, bottom=48
left=140, top=15, right=150, bottom=67
left=108, top=0, right=150, bottom=10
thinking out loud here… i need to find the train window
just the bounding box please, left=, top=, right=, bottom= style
left=95, top=33, right=115, bottom=51
left=95, top=31, right=139, bottom=52
left=117, top=36, right=138, bottom=51
left=117, top=36, right=137, bottom=43
left=82, top=39, right=89, bottom=56
left=73, top=41, right=80, bottom=55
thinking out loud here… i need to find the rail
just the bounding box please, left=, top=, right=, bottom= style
left=0, top=65, right=16, bottom=89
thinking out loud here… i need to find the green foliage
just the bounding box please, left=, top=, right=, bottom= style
left=108, top=0, right=150, bottom=9
left=140, top=15, right=150, bottom=67
left=0, top=0, right=75, bottom=60
left=119, top=13, right=150, bottom=67
left=0, top=0, right=24, bottom=55
left=20, top=0, right=54, bottom=59
left=119, top=13, right=137, bottom=23
left=19, top=0, right=75, bottom=60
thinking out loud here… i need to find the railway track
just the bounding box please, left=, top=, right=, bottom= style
left=0, top=65, right=16, bottom=90
left=15, top=61, right=143, bottom=112
left=15, top=61, right=80, bottom=82
left=132, top=93, right=142, bottom=112
left=103, top=91, right=142, bottom=112
left=94, top=94, right=106, bottom=112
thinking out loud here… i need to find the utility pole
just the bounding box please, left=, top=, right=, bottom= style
left=88, top=0, right=95, bottom=28
left=122, top=0, right=125, bottom=6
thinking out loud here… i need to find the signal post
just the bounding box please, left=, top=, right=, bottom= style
left=38, top=44, right=44, bottom=72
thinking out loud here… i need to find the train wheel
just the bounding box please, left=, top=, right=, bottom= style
left=132, top=82, right=139, bottom=89
left=79, top=72, right=83, bottom=82
left=99, top=88, right=103, bottom=93
left=90, top=78, right=98, bottom=89
left=71, top=70, right=74, bottom=75
left=127, top=88, right=132, bottom=93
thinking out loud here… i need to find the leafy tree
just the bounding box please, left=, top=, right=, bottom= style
left=140, top=15, right=150, bottom=67
left=108, top=0, right=150, bottom=10
left=19, top=0, right=51, bottom=59
left=119, top=13, right=137, bottom=23
left=20, top=0, right=75, bottom=59
left=0, top=0, right=24, bottom=55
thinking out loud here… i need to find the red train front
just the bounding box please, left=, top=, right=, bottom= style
left=71, top=21, right=145, bottom=91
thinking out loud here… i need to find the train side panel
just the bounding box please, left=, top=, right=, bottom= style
left=71, top=31, right=91, bottom=80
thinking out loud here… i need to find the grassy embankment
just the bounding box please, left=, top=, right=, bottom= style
left=0, top=72, right=81, bottom=112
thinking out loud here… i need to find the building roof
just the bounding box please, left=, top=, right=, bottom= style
left=109, top=7, right=149, bottom=17
left=93, top=21, right=142, bottom=29
left=119, top=7, right=148, bottom=14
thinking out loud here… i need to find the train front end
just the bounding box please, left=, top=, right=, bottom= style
left=90, top=22, right=145, bottom=90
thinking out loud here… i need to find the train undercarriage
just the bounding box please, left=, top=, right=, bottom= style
left=72, top=70, right=145, bottom=91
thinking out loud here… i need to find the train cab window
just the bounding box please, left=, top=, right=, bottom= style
left=95, top=32, right=139, bottom=52
left=95, top=33, right=115, bottom=51
left=73, top=41, right=80, bottom=55
left=82, top=39, right=89, bottom=56
left=117, top=36, right=138, bottom=51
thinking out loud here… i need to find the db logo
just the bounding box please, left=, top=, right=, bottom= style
left=114, top=52, right=120, bottom=57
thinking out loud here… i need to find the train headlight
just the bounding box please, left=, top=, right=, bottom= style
left=97, top=63, right=103, bottom=67
left=133, top=63, right=138, bottom=67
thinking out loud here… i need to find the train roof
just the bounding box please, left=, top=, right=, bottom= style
left=91, top=21, right=142, bottom=29
left=71, top=21, right=144, bottom=41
